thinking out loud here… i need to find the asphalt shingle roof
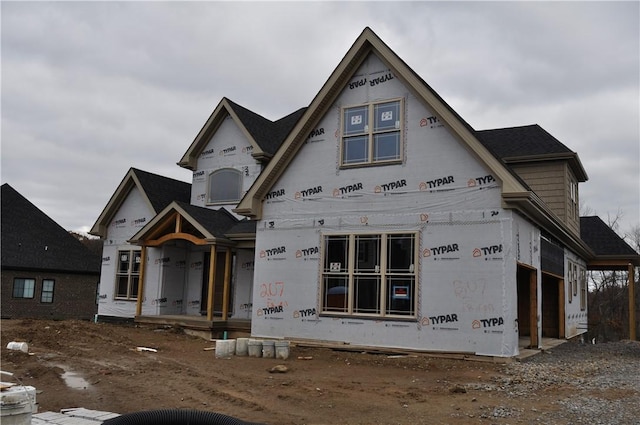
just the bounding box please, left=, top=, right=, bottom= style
left=580, top=216, right=639, bottom=257
left=132, top=168, right=191, bottom=213
left=475, top=124, right=573, bottom=159
left=226, top=99, right=306, bottom=155
left=175, top=201, right=239, bottom=240
left=1, top=183, right=101, bottom=273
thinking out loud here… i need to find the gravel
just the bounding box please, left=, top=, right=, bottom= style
left=490, top=340, right=640, bottom=424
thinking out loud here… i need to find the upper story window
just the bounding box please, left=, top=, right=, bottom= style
left=207, top=168, right=242, bottom=204
left=341, top=99, right=403, bottom=167
left=569, top=178, right=578, bottom=220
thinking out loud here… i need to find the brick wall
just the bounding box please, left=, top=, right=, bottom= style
left=1, top=269, right=99, bottom=320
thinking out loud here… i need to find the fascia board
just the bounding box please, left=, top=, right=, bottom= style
left=177, top=99, right=266, bottom=170
left=89, top=169, right=154, bottom=238
left=502, top=192, right=594, bottom=259
left=235, top=30, right=377, bottom=219
left=503, top=153, right=588, bottom=182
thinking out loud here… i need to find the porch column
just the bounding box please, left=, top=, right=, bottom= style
left=207, top=245, right=217, bottom=321
left=529, top=269, right=538, bottom=348
left=222, top=247, right=232, bottom=321
left=136, top=246, right=147, bottom=317
left=630, top=263, right=636, bottom=341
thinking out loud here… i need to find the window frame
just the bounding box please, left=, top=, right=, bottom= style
left=115, top=249, right=141, bottom=300
left=321, top=231, right=418, bottom=319
left=340, top=98, right=404, bottom=168
left=41, top=279, right=55, bottom=303
left=206, top=168, right=243, bottom=205
left=12, top=278, right=35, bottom=299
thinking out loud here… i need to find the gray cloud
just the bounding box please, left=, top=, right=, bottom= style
left=2, top=1, right=638, bottom=236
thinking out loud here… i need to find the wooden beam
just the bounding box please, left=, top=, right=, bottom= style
left=145, top=232, right=208, bottom=247
left=136, top=246, right=147, bottom=317
left=207, top=245, right=216, bottom=321
left=529, top=269, right=538, bottom=348
left=222, top=247, right=232, bottom=321
left=630, top=263, right=636, bottom=341
left=558, top=278, right=565, bottom=339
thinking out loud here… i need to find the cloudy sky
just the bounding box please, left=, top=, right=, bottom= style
left=2, top=1, right=638, bottom=237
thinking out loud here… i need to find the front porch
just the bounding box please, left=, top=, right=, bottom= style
left=135, top=314, right=251, bottom=340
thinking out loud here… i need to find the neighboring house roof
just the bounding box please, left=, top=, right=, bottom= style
left=476, top=125, right=588, bottom=182
left=128, top=201, right=239, bottom=245
left=1, top=183, right=100, bottom=273
left=90, top=168, right=191, bottom=238
left=178, top=98, right=305, bottom=169
left=580, top=216, right=640, bottom=265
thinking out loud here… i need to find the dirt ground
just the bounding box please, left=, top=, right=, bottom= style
left=1, top=319, right=637, bottom=425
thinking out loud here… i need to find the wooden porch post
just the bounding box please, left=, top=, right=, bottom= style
left=558, top=278, right=565, bottom=339
left=136, top=246, right=147, bottom=317
left=630, top=263, right=636, bottom=341
left=207, top=245, right=217, bottom=321
left=222, top=247, right=232, bottom=321
left=529, top=269, right=538, bottom=348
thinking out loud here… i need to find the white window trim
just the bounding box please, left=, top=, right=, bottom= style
left=320, top=231, right=418, bottom=319
left=339, top=98, right=404, bottom=168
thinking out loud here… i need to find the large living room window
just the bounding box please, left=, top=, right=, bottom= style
left=341, top=99, right=403, bottom=166
left=322, top=232, right=417, bottom=318
left=116, top=250, right=141, bottom=300
left=207, top=168, right=242, bottom=204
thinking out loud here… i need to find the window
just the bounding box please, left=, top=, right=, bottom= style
left=569, top=179, right=578, bottom=220
left=207, top=168, right=242, bottom=204
left=41, top=279, right=55, bottom=303
left=341, top=99, right=403, bottom=166
left=579, top=267, right=587, bottom=311
left=13, top=278, right=35, bottom=298
left=116, top=250, right=141, bottom=299
left=322, top=232, right=417, bottom=318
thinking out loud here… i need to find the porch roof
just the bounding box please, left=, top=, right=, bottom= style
left=580, top=216, right=640, bottom=268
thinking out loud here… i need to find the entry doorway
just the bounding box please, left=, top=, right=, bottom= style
left=541, top=272, right=565, bottom=338
left=517, top=264, right=538, bottom=348
left=200, top=251, right=234, bottom=316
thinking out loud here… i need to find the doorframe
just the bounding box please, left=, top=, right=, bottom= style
left=517, top=262, right=538, bottom=348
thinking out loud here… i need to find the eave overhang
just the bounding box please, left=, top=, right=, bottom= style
left=128, top=202, right=234, bottom=248
left=89, top=169, right=156, bottom=238
left=502, top=191, right=593, bottom=259
left=177, top=98, right=269, bottom=171
left=503, top=152, right=588, bottom=182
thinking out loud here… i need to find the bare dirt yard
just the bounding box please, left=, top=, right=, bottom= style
left=2, top=319, right=639, bottom=425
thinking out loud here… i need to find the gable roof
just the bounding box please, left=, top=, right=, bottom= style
left=580, top=216, right=640, bottom=266
left=234, top=27, right=532, bottom=220
left=1, top=184, right=100, bottom=273
left=178, top=97, right=305, bottom=169
left=128, top=201, right=239, bottom=246
left=476, top=125, right=588, bottom=182
left=90, top=168, right=191, bottom=238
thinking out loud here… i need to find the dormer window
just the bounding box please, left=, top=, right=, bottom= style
left=341, top=99, right=403, bottom=167
left=207, top=168, right=242, bottom=204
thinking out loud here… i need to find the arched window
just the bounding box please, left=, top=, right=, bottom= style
left=207, top=168, right=242, bottom=204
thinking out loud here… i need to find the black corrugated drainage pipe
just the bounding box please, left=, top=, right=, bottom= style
left=101, top=409, right=266, bottom=425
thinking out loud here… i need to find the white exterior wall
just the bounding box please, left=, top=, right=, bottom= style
left=232, top=249, right=255, bottom=319
left=190, top=115, right=262, bottom=216
left=98, top=186, right=155, bottom=318
left=565, top=250, right=588, bottom=338
left=251, top=53, right=520, bottom=357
